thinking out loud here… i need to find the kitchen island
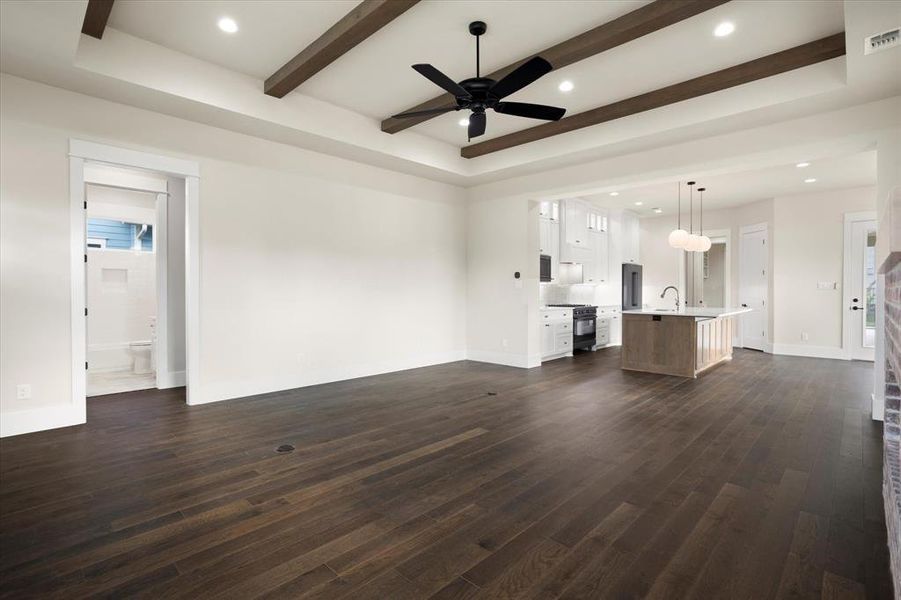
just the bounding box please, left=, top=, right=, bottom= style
left=620, top=307, right=752, bottom=378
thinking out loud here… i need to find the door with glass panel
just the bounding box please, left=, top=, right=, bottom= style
left=848, top=219, right=876, bottom=361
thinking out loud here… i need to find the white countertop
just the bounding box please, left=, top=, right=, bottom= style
left=622, top=307, right=753, bottom=318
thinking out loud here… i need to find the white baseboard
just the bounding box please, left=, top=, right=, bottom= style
left=771, top=343, right=846, bottom=360
left=0, top=403, right=85, bottom=438
left=191, top=350, right=467, bottom=406
left=157, top=369, right=186, bottom=389
left=466, top=350, right=535, bottom=369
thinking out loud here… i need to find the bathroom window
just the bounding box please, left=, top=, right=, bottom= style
left=87, top=218, right=153, bottom=251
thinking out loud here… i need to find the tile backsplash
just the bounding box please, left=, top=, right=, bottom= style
left=540, top=283, right=615, bottom=307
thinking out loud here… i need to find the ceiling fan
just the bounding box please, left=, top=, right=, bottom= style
left=391, top=21, right=566, bottom=141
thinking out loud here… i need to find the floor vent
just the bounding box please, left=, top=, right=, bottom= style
left=865, top=27, right=899, bottom=55
left=275, top=444, right=295, bottom=454
left=486, top=392, right=498, bottom=396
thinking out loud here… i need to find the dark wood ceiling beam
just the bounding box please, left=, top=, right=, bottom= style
left=266, top=0, right=420, bottom=98
left=81, top=0, right=114, bottom=39
left=461, top=32, right=846, bottom=159
left=380, top=0, right=730, bottom=134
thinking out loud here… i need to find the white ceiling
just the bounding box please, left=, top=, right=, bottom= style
left=1, top=0, right=897, bottom=185
left=582, top=151, right=877, bottom=216
left=108, top=1, right=358, bottom=80
left=107, top=0, right=844, bottom=146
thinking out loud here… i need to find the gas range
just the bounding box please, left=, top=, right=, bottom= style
left=547, top=303, right=597, bottom=317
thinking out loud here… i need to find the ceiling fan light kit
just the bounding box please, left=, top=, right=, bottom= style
left=390, top=21, right=566, bottom=141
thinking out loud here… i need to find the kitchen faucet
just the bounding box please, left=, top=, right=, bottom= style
left=661, top=286, right=680, bottom=310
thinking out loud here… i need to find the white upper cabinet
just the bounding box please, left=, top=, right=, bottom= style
left=587, top=207, right=608, bottom=233
left=583, top=230, right=609, bottom=284
left=539, top=217, right=560, bottom=281
left=583, top=207, right=609, bottom=284
left=621, top=210, right=640, bottom=264
left=563, top=200, right=590, bottom=250
left=539, top=200, right=560, bottom=221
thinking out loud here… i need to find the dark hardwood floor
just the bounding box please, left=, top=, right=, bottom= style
left=0, top=348, right=893, bottom=599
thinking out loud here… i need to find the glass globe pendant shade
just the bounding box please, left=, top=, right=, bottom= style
left=685, top=234, right=702, bottom=252
left=668, top=228, right=689, bottom=248
left=698, top=235, right=712, bottom=252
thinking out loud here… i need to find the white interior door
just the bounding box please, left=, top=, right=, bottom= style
left=739, top=225, right=768, bottom=351
left=847, top=219, right=877, bottom=361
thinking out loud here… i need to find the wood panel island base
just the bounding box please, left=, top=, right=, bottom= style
left=621, top=307, right=752, bottom=378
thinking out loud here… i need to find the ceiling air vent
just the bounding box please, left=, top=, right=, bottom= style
left=864, top=27, right=900, bottom=55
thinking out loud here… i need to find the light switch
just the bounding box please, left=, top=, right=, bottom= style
left=816, top=281, right=837, bottom=290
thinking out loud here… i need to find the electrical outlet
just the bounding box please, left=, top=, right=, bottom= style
left=801, top=332, right=809, bottom=342
left=16, top=384, right=31, bottom=400
left=502, top=338, right=509, bottom=349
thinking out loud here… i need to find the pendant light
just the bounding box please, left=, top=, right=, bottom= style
left=684, top=181, right=702, bottom=252
left=697, top=187, right=712, bottom=252
left=667, top=181, right=689, bottom=249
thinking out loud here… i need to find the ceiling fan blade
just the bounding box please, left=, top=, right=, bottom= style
left=488, top=56, right=553, bottom=99
left=391, top=106, right=457, bottom=119
left=468, top=112, right=486, bottom=140
left=412, top=64, right=471, bottom=99
left=494, top=101, right=566, bottom=121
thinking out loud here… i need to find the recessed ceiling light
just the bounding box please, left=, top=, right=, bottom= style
left=558, top=80, right=574, bottom=93
left=653, top=208, right=663, bottom=214
left=804, top=178, right=817, bottom=183
left=714, top=21, right=735, bottom=37
left=609, top=191, right=619, bottom=196
left=634, top=201, right=643, bottom=206
left=796, top=162, right=810, bottom=168
left=458, top=117, right=470, bottom=127
left=218, top=17, right=238, bottom=33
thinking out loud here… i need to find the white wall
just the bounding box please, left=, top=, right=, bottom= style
left=466, top=195, right=537, bottom=367
left=85, top=184, right=157, bottom=224
left=0, top=74, right=466, bottom=433
left=640, top=186, right=875, bottom=355
left=772, top=186, right=875, bottom=350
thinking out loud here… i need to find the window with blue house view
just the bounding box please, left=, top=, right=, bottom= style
left=87, top=218, right=153, bottom=251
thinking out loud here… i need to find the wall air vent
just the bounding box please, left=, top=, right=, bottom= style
left=864, top=27, right=900, bottom=55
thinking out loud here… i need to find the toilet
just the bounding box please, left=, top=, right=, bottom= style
left=130, top=341, right=153, bottom=374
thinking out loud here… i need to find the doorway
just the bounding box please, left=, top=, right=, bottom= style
left=844, top=212, right=877, bottom=361
left=739, top=223, right=768, bottom=351
left=683, top=232, right=729, bottom=308
left=85, top=180, right=164, bottom=396
left=69, top=139, right=201, bottom=420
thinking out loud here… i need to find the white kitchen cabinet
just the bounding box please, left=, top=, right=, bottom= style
left=596, top=318, right=611, bottom=346
left=563, top=200, right=590, bottom=250
left=583, top=230, right=609, bottom=284
left=539, top=200, right=559, bottom=221
left=540, top=308, right=573, bottom=360
left=597, top=306, right=621, bottom=346
left=587, top=207, right=608, bottom=233
left=560, top=199, right=598, bottom=267
left=539, top=218, right=560, bottom=281
left=621, top=210, right=640, bottom=264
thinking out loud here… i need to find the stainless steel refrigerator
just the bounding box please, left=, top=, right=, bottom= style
left=622, top=263, right=642, bottom=310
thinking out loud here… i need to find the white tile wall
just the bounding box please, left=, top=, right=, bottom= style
left=87, top=249, right=156, bottom=371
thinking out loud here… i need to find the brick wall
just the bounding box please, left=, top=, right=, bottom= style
left=885, top=254, right=901, bottom=598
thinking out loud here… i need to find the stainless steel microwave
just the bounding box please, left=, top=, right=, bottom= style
left=540, top=254, right=552, bottom=282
